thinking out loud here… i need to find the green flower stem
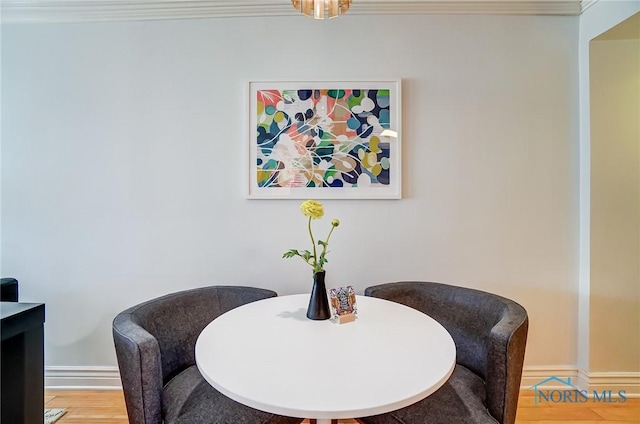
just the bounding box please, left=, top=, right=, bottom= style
left=319, top=225, right=336, bottom=259
left=314, top=225, right=337, bottom=271
left=307, top=216, right=318, bottom=271
left=325, top=225, right=336, bottom=245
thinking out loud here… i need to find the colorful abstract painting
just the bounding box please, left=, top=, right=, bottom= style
left=248, top=80, right=401, bottom=199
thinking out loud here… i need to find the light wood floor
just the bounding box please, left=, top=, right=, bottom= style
left=45, top=390, right=640, bottom=424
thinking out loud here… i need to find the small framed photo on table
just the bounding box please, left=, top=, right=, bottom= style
left=329, top=286, right=357, bottom=324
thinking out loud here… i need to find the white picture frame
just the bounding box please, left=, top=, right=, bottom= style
left=248, top=79, right=402, bottom=199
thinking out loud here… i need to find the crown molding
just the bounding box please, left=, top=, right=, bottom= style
left=0, top=0, right=585, bottom=24
left=580, top=0, right=599, bottom=13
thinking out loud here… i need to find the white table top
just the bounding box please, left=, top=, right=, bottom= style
left=195, top=294, right=456, bottom=420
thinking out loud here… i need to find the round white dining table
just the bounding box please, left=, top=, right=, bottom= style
left=195, top=294, right=456, bottom=423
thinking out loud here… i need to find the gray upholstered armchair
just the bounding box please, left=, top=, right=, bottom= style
left=112, top=286, right=303, bottom=424
left=358, top=281, right=528, bottom=424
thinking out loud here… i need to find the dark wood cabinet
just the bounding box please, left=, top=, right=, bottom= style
left=1, top=302, right=45, bottom=424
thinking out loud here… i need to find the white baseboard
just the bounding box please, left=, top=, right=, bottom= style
left=45, top=365, right=640, bottom=396
left=520, top=366, right=580, bottom=390
left=45, top=366, right=121, bottom=390
left=521, top=366, right=640, bottom=396
left=578, top=369, right=640, bottom=396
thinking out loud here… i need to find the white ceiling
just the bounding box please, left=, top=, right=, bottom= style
left=1, top=0, right=595, bottom=24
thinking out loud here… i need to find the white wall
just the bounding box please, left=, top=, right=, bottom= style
left=1, top=14, right=579, bottom=372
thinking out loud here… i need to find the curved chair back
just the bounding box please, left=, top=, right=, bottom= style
left=1, top=277, right=19, bottom=301
left=365, top=281, right=528, bottom=424
left=113, top=286, right=277, bottom=424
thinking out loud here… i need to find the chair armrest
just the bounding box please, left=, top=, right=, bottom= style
left=486, top=305, right=528, bottom=424
left=113, top=314, right=163, bottom=424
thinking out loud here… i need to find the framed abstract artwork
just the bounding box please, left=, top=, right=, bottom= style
left=248, top=79, right=401, bottom=199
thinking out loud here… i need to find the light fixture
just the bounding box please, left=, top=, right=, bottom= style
left=291, top=0, right=352, bottom=19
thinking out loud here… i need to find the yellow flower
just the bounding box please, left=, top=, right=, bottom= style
left=284, top=200, right=340, bottom=273
left=300, top=200, right=324, bottom=219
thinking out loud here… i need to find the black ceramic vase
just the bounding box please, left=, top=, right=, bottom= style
left=307, top=271, right=331, bottom=320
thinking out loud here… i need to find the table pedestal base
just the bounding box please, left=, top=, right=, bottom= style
left=309, top=419, right=338, bottom=424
